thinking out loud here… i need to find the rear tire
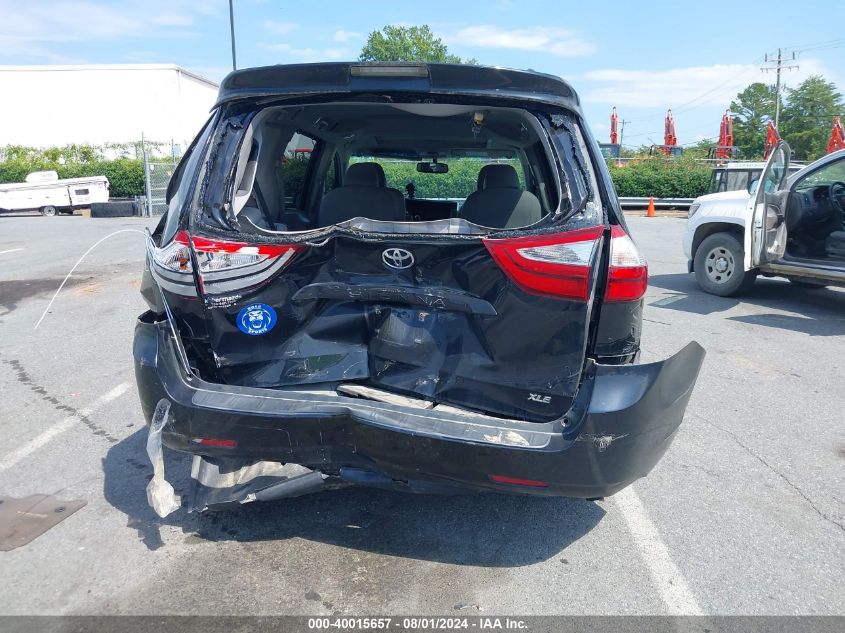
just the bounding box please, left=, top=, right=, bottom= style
left=40, top=205, right=57, bottom=217
left=694, top=232, right=757, bottom=297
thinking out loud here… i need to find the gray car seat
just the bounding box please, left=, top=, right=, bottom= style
left=459, top=164, right=542, bottom=229
left=318, top=162, right=406, bottom=226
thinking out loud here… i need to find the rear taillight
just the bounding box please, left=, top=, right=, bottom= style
left=189, top=233, right=303, bottom=274
left=153, top=231, right=193, bottom=273
left=152, top=231, right=304, bottom=293
left=483, top=226, right=603, bottom=301
left=605, top=225, right=648, bottom=303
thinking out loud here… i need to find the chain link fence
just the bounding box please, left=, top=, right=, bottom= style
left=146, top=160, right=178, bottom=215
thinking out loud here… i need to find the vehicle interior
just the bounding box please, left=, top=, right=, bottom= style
left=226, top=103, right=564, bottom=234
left=784, top=157, right=845, bottom=261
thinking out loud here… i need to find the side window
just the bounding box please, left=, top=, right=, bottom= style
left=795, top=159, right=845, bottom=191
left=278, top=132, right=316, bottom=208
left=725, top=171, right=748, bottom=192
left=75, top=188, right=89, bottom=195
left=162, top=119, right=214, bottom=243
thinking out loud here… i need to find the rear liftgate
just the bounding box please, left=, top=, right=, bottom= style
left=157, top=223, right=620, bottom=422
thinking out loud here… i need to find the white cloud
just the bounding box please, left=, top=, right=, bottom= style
left=333, top=29, right=362, bottom=43
left=581, top=59, right=829, bottom=109
left=259, top=42, right=350, bottom=62
left=0, top=0, right=201, bottom=55
left=263, top=20, right=298, bottom=36
left=448, top=25, right=595, bottom=57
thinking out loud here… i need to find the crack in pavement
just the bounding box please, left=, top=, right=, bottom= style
left=691, top=412, right=844, bottom=533
left=2, top=357, right=120, bottom=444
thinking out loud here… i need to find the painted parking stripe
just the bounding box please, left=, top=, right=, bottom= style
left=0, top=248, right=24, bottom=255
left=614, top=487, right=704, bottom=615
left=0, top=382, right=130, bottom=474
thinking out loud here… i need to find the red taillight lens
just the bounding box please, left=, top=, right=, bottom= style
left=605, top=225, right=648, bottom=303
left=186, top=231, right=304, bottom=274
left=483, top=226, right=603, bottom=301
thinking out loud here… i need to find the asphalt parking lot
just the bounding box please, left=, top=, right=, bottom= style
left=0, top=214, right=843, bottom=616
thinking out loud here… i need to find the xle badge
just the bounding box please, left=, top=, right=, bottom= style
left=528, top=393, right=552, bottom=404
left=237, top=303, right=277, bottom=336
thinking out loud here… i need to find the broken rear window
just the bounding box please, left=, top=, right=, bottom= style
left=196, top=101, right=598, bottom=235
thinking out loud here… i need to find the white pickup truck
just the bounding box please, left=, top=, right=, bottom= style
left=684, top=145, right=845, bottom=295
left=0, top=171, right=110, bottom=216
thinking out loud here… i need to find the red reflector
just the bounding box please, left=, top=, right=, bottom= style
left=483, top=226, right=603, bottom=301
left=191, top=437, right=238, bottom=448
left=489, top=475, right=549, bottom=488
left=605, top=225, right=648, bottom=303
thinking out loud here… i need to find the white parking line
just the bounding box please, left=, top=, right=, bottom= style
left=614, top=486, right=704, bottom=615
left=0, top=382, right=130, bottom=474
left=0, top=248, right=24, bottom=255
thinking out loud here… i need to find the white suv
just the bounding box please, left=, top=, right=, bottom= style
left=683, top=146, right=845, bottom=296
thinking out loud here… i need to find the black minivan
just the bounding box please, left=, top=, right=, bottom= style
left=134, top=62, right=704, bottom=512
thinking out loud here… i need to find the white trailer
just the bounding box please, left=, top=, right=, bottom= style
left=0, top=171, right=110, bottom=216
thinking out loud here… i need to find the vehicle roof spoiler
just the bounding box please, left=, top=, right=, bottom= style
left=216, top=62, right=581, bottom=112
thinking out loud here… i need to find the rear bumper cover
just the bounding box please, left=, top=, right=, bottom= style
left=133, top=314, right=705, bottom=499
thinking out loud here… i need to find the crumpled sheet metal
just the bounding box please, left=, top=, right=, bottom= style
left=188, top=456, right=326, bottom=512
left=144, top=398, right=329, bottom=515
left=145, top=399, right=181, bottom=518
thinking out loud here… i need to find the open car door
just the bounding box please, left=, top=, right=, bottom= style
left=745, top=141, right=791, bottom=268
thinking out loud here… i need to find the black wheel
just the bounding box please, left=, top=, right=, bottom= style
left=788, top=278, right=827, bottom=289
left=40, top=205, right=58, bottom=217
left=694, top=232, right=757, bottom=296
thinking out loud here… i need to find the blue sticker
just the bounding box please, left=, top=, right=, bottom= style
left=236, top=303, right=277, bottom=336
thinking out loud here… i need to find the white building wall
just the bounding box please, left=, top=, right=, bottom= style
left=0, top=65, right=219, bottom=151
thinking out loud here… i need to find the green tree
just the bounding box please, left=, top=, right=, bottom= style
left=781, top=75, right=845, bottom=161
left=729, top=82, right=776, bottom=159
left=684, top=139, right=717, bottom=159
left=359, top=25, right=475, bottom=64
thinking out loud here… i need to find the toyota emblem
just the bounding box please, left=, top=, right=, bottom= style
left=382, top=247, right=414, bottom=270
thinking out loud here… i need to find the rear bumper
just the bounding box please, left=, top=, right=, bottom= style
left=133, top=314, right=705, bottom=499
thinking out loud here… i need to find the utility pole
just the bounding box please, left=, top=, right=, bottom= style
left=619, top=119, right=628, bottom=147
left=761, top=48, right=799, bottom=128
left=229, top=0, right=237, bottom=71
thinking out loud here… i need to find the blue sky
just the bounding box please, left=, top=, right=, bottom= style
left=2, top=0, right=844, bottom=146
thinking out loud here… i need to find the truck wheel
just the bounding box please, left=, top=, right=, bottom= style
left=694, top=232, right=757, bottom=297
left=40, top=205, right=58, bottom=217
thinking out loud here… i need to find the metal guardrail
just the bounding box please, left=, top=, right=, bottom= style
left=618, top=196, right=694, bottom=210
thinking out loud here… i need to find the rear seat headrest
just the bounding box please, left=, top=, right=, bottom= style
left=345, top=162, right=386, bottom=187
left=477, top=164, right=520, bottom=190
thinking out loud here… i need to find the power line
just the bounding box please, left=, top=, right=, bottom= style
left=785, top=37, right=845, bottom=53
